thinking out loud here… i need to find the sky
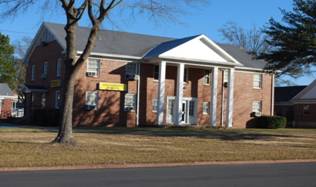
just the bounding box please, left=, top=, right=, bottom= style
left=0, top=0, right=314, bottom=86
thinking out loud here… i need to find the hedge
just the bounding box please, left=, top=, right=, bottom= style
left=254, top=115, right=287, bottom=129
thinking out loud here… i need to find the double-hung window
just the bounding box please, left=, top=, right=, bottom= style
left=54, top=90, right=61, bottom=109
left=253, top=74, right=263, bottom=89
left=202, top=102, right=209, bottom=115
left=252, top=101, right=262, bottom=113
left=87, top=58, right=100, bottom=77
left=152, top=99, right=158, bottom=112
left=203, top=70, right=210, bottom=85
left=41, top=61, right=48, bottom=79
left=31, top=64, right=36, bottom=81
left=153, top=65, right=159, bottom=80
left=56, top=58, right=62, bottom=79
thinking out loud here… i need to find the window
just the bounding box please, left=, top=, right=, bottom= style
left=202, top=102, right=209, bottom=115
left=41, top=93, right=46, bottom=108
left=125, top=63, right=137, bottom=80
left=54, top=90, right=61, bottom=109
left=152, top=99, right=158, bottom=112
left=87, top=58, right=100, bottom=77
left=252, top=101, right=262, bottom=113
left=203, top=70, right=210, bottom=85
left=41, top=61, right=48, bottom=79
left=153, top=65, right=159, bottom=80
left=124, top=93, right=136, bottom=111
left=31, top=64, right=36, bottom=81
left=223, top=69, right=228, bottom=83
left=303, top=105, right=310, bottom=115
left=85, top=91, right=98, bottom=108
left=56, top=58, right=62, bottom=78
left=253, top=74, right=263, bottom=89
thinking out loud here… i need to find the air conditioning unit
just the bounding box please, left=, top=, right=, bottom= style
left=86, top=71, right=97, bottom=77
left=251, top=111, right=262, bottom=117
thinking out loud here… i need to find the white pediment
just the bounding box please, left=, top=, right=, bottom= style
left=159, top=35, right=240, bottom=65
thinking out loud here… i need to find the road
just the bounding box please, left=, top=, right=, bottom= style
left=0, top=162, right=315, bottom=187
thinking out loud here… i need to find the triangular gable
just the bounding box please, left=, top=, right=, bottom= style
left=24, top=23, right=63, bottom=64
left=292, top=79, right=316, bottom=101
left=146, top=35, right=241, bottom=65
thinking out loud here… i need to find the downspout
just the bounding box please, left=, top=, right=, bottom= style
left=221, top=70, right=225, bottom=127
left=136, top=62, right=141, bottom=127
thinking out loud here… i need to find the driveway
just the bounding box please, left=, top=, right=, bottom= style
left=0, top=162, right=315, bottom=187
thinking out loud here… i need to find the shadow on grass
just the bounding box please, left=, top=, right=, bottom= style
left=73, top=126, right=301, bottom=141
left=0, top=122, right=302, bottom=141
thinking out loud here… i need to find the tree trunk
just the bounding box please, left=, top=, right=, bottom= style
left=53, top=21, right=78, bottom=144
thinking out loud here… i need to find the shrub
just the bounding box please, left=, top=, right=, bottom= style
left=254, top=115, right=287, bottom=129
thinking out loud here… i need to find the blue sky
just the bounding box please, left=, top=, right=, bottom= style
left=0, top=0, right=314, bottom=85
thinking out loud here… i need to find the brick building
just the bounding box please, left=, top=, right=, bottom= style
left=0, top=83, right=18, bottom=119
left=23, top=22, right=274, bottom=128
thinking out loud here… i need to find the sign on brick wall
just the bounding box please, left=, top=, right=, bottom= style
left=98, top=82, right=126, bottom=91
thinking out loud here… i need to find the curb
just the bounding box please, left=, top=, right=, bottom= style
left=1, top=159, right=316, bottom=172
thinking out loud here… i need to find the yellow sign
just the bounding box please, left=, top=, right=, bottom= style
left=50, top=80, right=61, bottom=88
left=99, top=82, right=126, bottom=91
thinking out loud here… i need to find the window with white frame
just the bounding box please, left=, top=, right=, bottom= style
left=223, top=69, right=228, bottom=83
left=152, top=99, right=158, bottom=112
left=203, top=70, right=211, bottom=85
left=86, top=58, right=100, bottom=77
left=253, top=73, right=263, bottom=89
left=153, top=65, right=159, bottom=80
left=41, top=61, right=48, bottom=79
left=56, top=58, right=62, bottom=78
left=31, top=64, right=36, bottom=81
left=54, top=90, right=61, bottom=109
left=252, top=101, right=262, bottom=113
left=85, top=91, right=98, bottom=108
left=202, top=102, right=209, bottom=115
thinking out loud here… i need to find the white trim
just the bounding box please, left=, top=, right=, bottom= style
left=77, top=51, right=142, bottom=60
left=157, top=61, right=166, bottom=125
left=226, top=68, right=235, bottom=128
left=175, top=63, right=185, bottom=125
left=210, top=66, right=218, bottom=127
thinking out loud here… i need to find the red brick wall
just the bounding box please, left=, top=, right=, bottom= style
left=0, top=99, right=13, bottom=119
left=233, top=71, right=273, bottom=128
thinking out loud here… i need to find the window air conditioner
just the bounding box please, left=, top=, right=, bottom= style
left=86, top=72, right=97, bottom=77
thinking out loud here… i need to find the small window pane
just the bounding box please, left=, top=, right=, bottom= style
left=85, top=91, right=98, bottom=107
left=56, top=59, right=62, bottom=78
left=87, top=59, right=100, bottom=75
left=202, top=102, right=209, bottom=114
left=253, top=74, right=262, bottom=88
left=152, top=99, right=158, bottom=112
left=252, top=101, right=262, bottom=113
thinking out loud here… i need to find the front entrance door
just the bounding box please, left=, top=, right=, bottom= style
left=167, top=97, right=197, bottom=125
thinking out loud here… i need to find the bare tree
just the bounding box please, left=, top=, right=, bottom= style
left=0, top=0, right=206, bottom=144
left=219, top=22, right=270, bottom=57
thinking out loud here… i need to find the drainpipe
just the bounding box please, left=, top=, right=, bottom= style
left=221, top=70, right=225, bottom=127
left=271, top=73, right=275, bottom=116
left=136, top=62, right=141, bottom=127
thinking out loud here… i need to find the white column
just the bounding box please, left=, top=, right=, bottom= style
left=226, top=68, right=235, bottom=128
left=210, top=66, right=218, bottom=127
left=157, top=61, right=166, bottom=126
left=175, top=63, right=185, bottom=126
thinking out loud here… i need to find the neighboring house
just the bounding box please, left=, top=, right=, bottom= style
left=291, top=80, right=316, bottom=128
left=274, top=86, right=307, bottom=127
left=0, top=83, right=18, bottom=119
left=23, top=22, right=274, bottom=128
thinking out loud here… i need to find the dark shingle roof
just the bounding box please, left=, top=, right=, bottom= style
left=0, top=83, right=14, bottom=96
left=275, top=86, right=307, bottom=102
left=44, top=22, right=267, bottom=69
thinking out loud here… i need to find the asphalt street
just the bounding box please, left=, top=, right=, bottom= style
left=0, top=162, right=315, bottom=187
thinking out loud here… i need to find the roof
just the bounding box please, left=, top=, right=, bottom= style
left=275, top=86, right=307, bottom=103
left=292, top=79, right=316, bottom=101
left=0, top=83, right=14, bottom=96
left=39, top=22, right=267, bottom=69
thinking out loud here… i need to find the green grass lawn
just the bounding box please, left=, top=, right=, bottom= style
left=0, top=125, right=316, bottom=168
